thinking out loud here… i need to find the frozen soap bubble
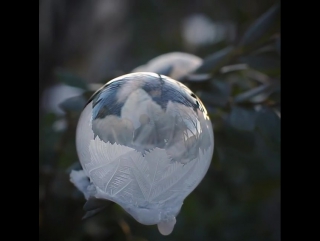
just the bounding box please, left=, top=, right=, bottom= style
left=70, top=72, right=214, bottom=235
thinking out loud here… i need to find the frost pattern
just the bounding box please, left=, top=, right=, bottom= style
left=85, top=136, right=211, bottom=210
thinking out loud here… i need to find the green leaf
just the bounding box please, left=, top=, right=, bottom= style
left=194, top=46, right=234, bottom=74
left=240, top=3, right=280, bottom=46
left=59, top=95, right=86, bottom=112
left=228, top=107, right=257, bottom=131
left=55, top=69, right=88, bottom=90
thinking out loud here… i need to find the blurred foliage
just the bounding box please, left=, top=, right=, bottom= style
left=39, top=1, right=280, bottom=241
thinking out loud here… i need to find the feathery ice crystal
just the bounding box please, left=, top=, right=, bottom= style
left=70, top=72, right=214, bottom=235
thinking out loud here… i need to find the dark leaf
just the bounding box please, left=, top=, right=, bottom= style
left=233, top=83, right=273, bottom=103
left=240, top=3, right=280, bottom=46
left=59, top=95, right=87, bottom=112
left=217, top=126, right=256, bottom=154
left=246, top=69, right=270, bottom=84
left=255, top=107, right=280, bottom=148
left=239, top=54, right=280, bottom=72
left=82, top=207, right=107, bottom=220
left=220, top=64, right=248, bottom=74
left=269, top=86, right=281, bottom=103
left=55, top=69, right=88, bottom=90
left=83, top=197, right=112, bottom=211
left=253, top=130, right=280, bottom=176
left=228, top=107, right=257, bottom=131
left=212, top=145, right=222, bottom=169
left=276, top=37, right=281, bottom=55
left=198, top=80, right=231, bottom=107
left=194, top=46, right=235, bottom=74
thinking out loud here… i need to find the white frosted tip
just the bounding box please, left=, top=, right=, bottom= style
left=157, top=217, right=176, bottom=235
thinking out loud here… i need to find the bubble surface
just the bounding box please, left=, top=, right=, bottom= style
left=71, top=72, right=214, bottom=235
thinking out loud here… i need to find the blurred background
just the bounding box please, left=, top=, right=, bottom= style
left=39, top=0, right=280, bottom=240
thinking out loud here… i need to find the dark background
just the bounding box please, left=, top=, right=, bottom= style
left=39, top=0, right=281, bottom=240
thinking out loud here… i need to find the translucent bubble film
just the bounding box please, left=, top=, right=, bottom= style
left=70, top=72, right=214, bottom=235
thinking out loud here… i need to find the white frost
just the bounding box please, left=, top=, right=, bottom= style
left=157, top=217, right=176, bottom=235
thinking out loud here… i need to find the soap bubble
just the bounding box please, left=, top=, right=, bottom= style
left=70, top=72, right=214, bottom=235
